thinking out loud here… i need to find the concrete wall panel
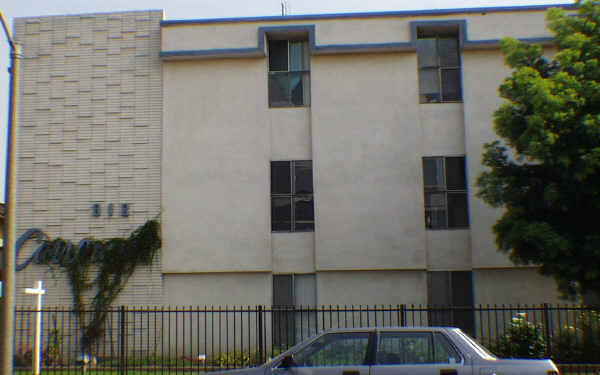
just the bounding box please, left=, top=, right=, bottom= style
left=461, top=49, right=513, bottom=269
left=270, top=108, right=312, bottom=160
left=161, top=9, right=554, bottom=53
left=316, top=270, right=427, bottom=306
left=426, top=229, right=471, bottom=270
left=311, top=53, right=425, bottom=271
left=164, top=273, right=271, bottom=306
left=474, top=268, right=563, bottom=305
left=272, top=233, right=315, bottom=274
left=162, top=58, right=271, bottom=273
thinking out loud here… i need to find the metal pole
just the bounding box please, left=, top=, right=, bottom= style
left=258, top=305, right=264, bottom=363
left=0, top=10, right=19, bottom=375
left=25, top=281, right=45, bottom=375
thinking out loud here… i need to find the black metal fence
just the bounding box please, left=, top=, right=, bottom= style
left=13, top=304, right=600, bottom=374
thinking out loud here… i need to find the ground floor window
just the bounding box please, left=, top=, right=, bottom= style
left=273, top=274, right=316, bottom=348
left=427, top=271, right=474, bottom=334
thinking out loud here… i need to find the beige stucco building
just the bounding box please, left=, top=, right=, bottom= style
left=12, top=5, right=569, bottom=320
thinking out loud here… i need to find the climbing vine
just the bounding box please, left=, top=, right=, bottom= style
left=17, top=219, right=161, bottom=353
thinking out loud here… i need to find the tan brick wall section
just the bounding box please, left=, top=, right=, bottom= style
left=13, top=10, right=163, bottom=307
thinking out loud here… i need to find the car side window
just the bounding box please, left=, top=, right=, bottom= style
left=376, top=332, right=433, bottom=364
left=376, top=332, right=461, bottom=365
left=433, top=332, right=461, bottom=364
left=292, top=332, right=370, bottom=367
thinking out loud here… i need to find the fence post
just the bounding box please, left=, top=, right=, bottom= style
left=258, top=305, right=264, bottom=364
left=400, top=305, right=406, bottom=327
left=543, top=303, right=552, bottom=358
left=119, top=305, right=127, bottom=375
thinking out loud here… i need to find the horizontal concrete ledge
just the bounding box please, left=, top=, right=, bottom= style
left=463, top=37, right=555, bottom=50
left=314, top=43, right=414, bottom=55
left=162, top=269, right=272, bottom=274
left=161, top=36, right=556, bottom=60
left=160, top=48, right=265, bottom=60
left=315, top=267, right=428, bottom=272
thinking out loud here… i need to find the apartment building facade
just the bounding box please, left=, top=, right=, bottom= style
left=12, top=5, right=568, bottom=311
left=159, top=5, right=568, bottom=310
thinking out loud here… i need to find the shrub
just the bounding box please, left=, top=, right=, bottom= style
left=208, top=350, right=261, bottom=368
left=13, top=347, right=32, bottom=368
left=43, top=323, right=64, bottom=365
left=552, top=310, right=600, bottom=363
left=492, top=313, right=546, bottom=359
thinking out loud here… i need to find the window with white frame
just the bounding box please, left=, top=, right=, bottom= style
left=268, top=39, right=310, bottom=107
left=271, top=160, right=314, bottom=232
left=423, top=156, right=469, bottom=229
left=417, top=27, right=462, bottom=103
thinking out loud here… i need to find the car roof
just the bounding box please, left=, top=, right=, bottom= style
left=321, top=326, right=460, bottom=334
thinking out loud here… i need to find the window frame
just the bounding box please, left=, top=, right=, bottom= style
left=416, top=28, right=462, bottom=104
left=271, top=160, right=314, bottom=233
left=268, top=39, right=311, bottom=108
left=422, top=156, right=469, bottom=230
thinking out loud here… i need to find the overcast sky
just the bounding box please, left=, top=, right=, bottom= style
left=0, top=0, right=571, bottom=197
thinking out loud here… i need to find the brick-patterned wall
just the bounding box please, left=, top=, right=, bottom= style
left=13, top=10, right=163, bottom=306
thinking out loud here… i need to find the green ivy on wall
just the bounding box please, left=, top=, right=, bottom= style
left=30, top=219, right=161, bottom=353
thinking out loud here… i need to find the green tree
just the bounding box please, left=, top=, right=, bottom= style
left=476, top=0, right=600, bottom=300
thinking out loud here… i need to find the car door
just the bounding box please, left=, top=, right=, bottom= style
left=370, top=331, right=471, bottom=375
left=272, top=331, right=372, bottom=375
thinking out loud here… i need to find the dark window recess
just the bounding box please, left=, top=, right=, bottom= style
left=428, top=271, right=475, bottom=335
left=273, top=275, right=295, bottom=349
left=120, top=203, right=129, bottom=217
left=417, top=28, right=462, bottom=103
left=273, top=275, right=294, bottom=306
left=273, top=274, right=317, bottom=349
left=92, top=203, right=101, bottom=217
left=268, top=39, right=310, bottom=107
left=423, top=156, right=469, bottom=229
left=271, top=160, right=314, bottom=232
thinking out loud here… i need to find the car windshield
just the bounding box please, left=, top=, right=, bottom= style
left=454, top=329, right=496, bottom=360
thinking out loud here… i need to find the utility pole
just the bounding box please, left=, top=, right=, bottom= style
left=0, top=10, right=19, bottom=375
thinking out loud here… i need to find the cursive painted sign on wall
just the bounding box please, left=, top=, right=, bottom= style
left=15, top=229, right=98, bottom=271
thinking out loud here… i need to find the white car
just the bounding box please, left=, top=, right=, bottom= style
left=222, top=327, right=559, bottom=375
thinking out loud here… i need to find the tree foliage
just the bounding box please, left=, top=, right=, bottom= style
left=476, top=0, right=600, bottom=300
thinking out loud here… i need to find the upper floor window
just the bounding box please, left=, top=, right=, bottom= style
left=417, top=27, right=462, bottom=103
left=271, top=160, right=314, bottom=232
left=423, top=156, right=469, bottom=229
left=268, top=39, right=310, bottom=107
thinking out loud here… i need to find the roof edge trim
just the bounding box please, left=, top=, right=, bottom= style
left=161, top=4, right=572, bottom=26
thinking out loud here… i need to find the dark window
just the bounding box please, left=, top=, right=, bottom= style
left=92, top=203, right=101, bottom=217
left=273, top=274, right=317, bottom=349
left=423, top=156, right=469, bottom=229
left=120, top=203, right=129, bottom=217
left=268, top=39, right=310, bottom=107
left=273, top=275, right=294, bottom=306
left=271, top=161, right=314, bottom=232
left=428, top=271, right=475, bottom=335
left=417, top=28, right=462, bottom=103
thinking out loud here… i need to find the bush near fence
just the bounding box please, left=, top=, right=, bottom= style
left=14, top=304, right=600, bottom=374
